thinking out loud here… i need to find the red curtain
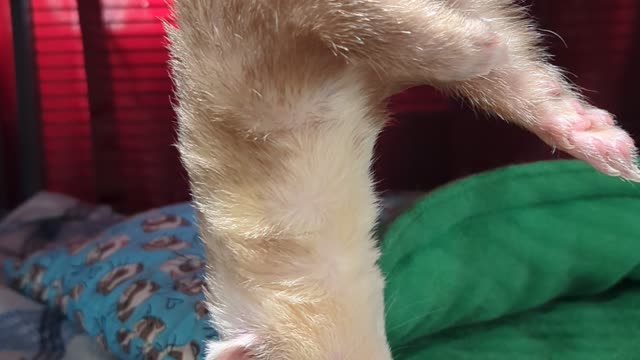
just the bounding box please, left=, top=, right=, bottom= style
left=1, top=0, right=638, bottom=213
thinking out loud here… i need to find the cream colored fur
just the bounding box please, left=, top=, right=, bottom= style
left=166, top=1, right=640, bottom=359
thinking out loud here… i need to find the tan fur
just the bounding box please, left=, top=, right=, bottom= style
left=167, top=1, right=639, bottom=359
left=438, top=0, right=579, bottom=126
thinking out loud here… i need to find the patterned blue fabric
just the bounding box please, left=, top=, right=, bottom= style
left=3, top=203, right=217, bottom=360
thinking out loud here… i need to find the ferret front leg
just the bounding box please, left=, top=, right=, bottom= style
left=307, top=1, right=509, bottom=83
left=436, top=1, right=640, bottom=181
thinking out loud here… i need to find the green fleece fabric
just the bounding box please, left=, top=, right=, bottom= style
left=380, top=160, right=640, bottom=359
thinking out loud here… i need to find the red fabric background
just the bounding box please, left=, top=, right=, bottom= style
left=1, top=0, right=639, bottom=213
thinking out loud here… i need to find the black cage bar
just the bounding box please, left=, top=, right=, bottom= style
left=10, top=0, right=44, bottom=203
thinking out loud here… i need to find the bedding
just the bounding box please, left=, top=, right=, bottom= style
left=381, top=160, right=640, bottom=359
left=5, top=203, right=218, bottom=360
left=0, top=285, right=116, bottom=360
left=0, top=192, right=122, bottom=360
left=3, top=160, right=640, bottom=360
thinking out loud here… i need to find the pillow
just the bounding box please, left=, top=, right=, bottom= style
left=3, top=203, right=217, bottom=360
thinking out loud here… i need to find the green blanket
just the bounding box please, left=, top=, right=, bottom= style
left=380, top=160, right=640, bottom=359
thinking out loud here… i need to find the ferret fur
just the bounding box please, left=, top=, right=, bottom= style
left=166, top=1, right=640, bottom=359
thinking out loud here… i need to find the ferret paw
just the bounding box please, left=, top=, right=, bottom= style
left=536, top=100, right=640, bottom=181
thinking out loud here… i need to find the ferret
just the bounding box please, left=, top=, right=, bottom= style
left=143, top=235, right=191, bottom=251
left=117, top=279, right=161, bottom=322
left=85, top=235, right=130, bottom=265
left=117, top=316, right=166, bottom=354
left=142, top=214, right=189, bottom=233
left=166, top=1, right=640, bottom=359
left=160, top=255, right=205, bottom=279
left=175, top=275, right=206, bottom=296
left=146, top=341, right=201, bottom=360
left=97, top=263, right=144, bottom=295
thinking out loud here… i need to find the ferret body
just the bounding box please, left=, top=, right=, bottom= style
left=166, top=1, right=640, bottom=359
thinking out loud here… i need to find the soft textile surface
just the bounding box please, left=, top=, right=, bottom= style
left=0, top=192, right=123, bottom=280
left=0, top=192, right=122, bottom=360
left=0, top=285, right=116, bottom=360
left=381, top=160, right=640, bottom=359
left=4, top=204, right=217, bottom=360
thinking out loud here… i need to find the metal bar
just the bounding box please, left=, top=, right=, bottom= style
left=10, top=0, right=45, bottom=201
left=76, top=0, right=121, bottom=206
left=0, top=120, right=7, bottom=213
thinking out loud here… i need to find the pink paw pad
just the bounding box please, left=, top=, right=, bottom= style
left=537, top=101, right=640, bottom=182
